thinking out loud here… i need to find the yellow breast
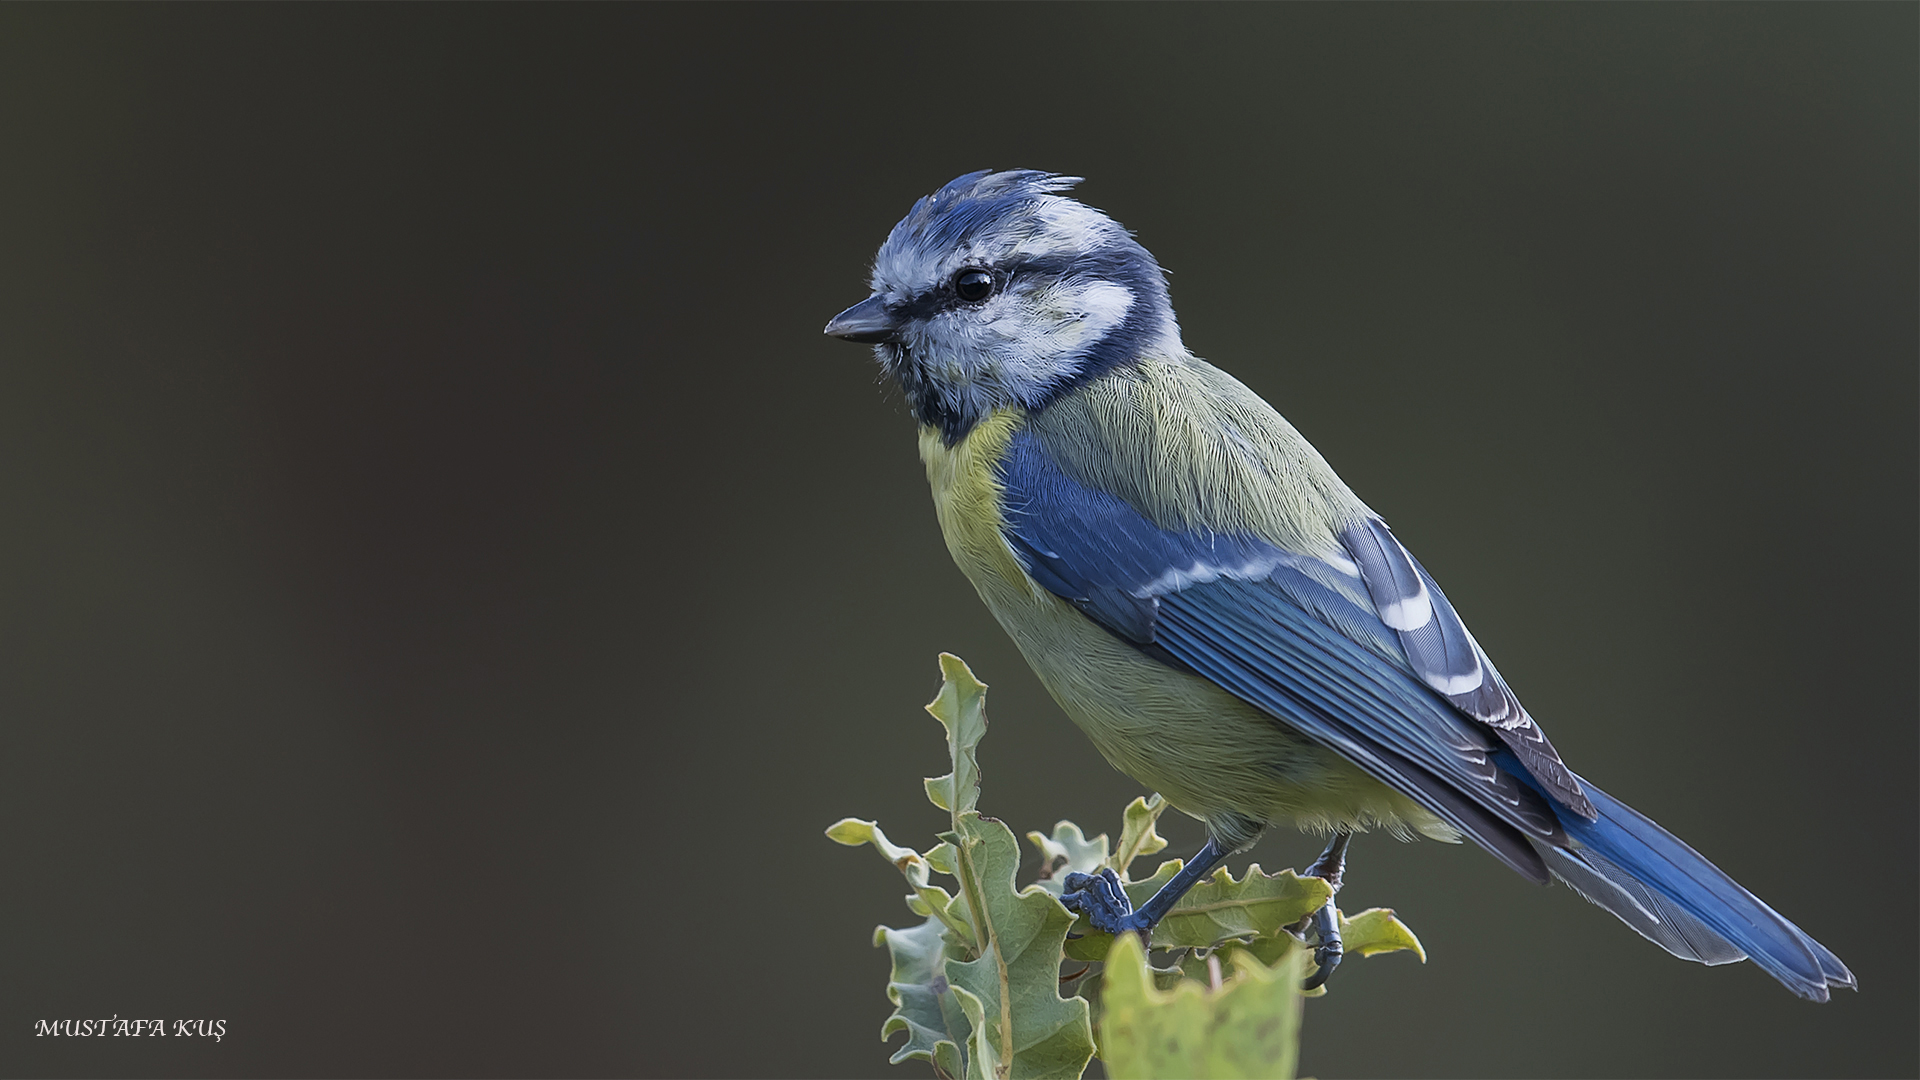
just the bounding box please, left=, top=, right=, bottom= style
left=917, top=410, right=1034, bottom=599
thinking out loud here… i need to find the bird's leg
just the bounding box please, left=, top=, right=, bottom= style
left=1061, top=836, right=1231, bottom=939
left=1299, top=831, right=1350, bottom=991
left=1301, top=830, right=1350, bottom=890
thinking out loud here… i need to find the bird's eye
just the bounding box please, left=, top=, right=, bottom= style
left=953, top=268, right=995, bottom=303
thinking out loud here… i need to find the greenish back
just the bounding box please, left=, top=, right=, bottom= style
left=1027, top=352, right=1370, bottom=558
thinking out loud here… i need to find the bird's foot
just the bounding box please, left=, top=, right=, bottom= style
left=1061, top=868, right=1154, bottom=937
left=1298, top=831, right=1350, bottom=990
left=1300, top=901, right=1343, bottom=990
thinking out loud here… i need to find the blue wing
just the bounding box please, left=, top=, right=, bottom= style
left=1341, top=517, right=1592, bottom=816
left=996, top=428, right=1853, bottom=998
left=997, top=429, right=1568, bottom=881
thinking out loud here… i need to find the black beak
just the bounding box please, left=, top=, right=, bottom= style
left=823, top=295, right=901, bottom=344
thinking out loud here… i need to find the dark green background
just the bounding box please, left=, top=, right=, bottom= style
left=2, top=4, right=1913, bottom=1077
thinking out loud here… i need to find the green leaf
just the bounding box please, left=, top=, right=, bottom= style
left=1065, top=862, right=1332, bottom=960
left=1339, top=906, right=1426, bottom=961
left=925, top=840, right=961, bottom=877
left=945, top=810, right=1096, bottom=1079
left=1122, top=857, right=1184, bottom=897
left=1109, top=795, right=1170, bottom=879
left=1025, top=821, right=1109, bottom=898
left=1152, top=864, right=1330, bottom=949
left=1217, top=905, right=1426, bottom=999
left=876, top=915, right=972, bottom=1071
left=827, top=817, right=978, bottom=950
left=1209, top=932, right=1301, bottom=973
left=949, top=982, right=999, bottom=1080
left=835, top=653, right=1431, bottom=1077
left=924, top=654, right=988, bottom=816
left=827, top=817, right=921, bottom=867
left=934, top=1039, right=965, bottom=1080
left=1098, top=931, right=1306, bottom=1080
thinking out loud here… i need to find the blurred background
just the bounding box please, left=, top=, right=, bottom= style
left=1, top=5, right=1913, bottom=1077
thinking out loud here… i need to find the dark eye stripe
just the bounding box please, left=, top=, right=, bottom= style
left=897, top=269, right=1002, bottom=320
left=895, top=247, right=1136, bottom=322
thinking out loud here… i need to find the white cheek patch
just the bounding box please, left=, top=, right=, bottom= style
left=1005, top=280, right=1133, bottom=353
left=982, top=281, right=1135, bottom=398
left=1068, top=281, right=1135, bottom=334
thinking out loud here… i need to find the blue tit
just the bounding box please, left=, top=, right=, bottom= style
left=824, top=169, right=1853, bottom=1001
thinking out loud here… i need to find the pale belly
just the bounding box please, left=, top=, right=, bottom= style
left=919, top=415, right=1452, bottom=850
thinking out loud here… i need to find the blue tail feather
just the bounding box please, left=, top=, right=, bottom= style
left=1538, top=843, right=1751, bottom=967
left=1499, top=755, right=1855, bottom=1002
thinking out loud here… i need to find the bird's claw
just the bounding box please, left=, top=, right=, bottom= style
left=1300, top=901, right=1343, bottom=991
left=1061, top=868, right=1153, bottom=936
left=1067, top=867, right=1342, bottom=988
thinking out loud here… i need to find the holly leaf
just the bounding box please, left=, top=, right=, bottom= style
left=1213, top=905, right=1426, bottom=999
left=1064, top=862, right=1332, bottom=960
left=875, top=915, right=972, bottom=1073
left=1026, top=821, right=1109, bottom=897
left=925, top=840, right=961, bottom=877
left=833, top=652, right=1431, bottom=1076
left=924, top=654, right=988, bottom=816
left=944, top=810, right=1096, bottom=1080
left=1339, top=906, right=1427, bottom=961
left=827, top=817, right=977, bottom=950
left=826, top=817, right=920, bottom=869
left=947, top=982, right=997, bottom=1080
left=1098, top=932, right=1305, bottom=1080
left=1152, top=864, right=1329, bottom=949
left=1109, top=795, right=1169, bottom=878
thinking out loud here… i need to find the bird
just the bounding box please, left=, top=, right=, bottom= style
left=823, top=168, right=1854, bottom=1001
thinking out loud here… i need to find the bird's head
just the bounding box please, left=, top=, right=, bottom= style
left=825, top=170, right=1179, bottom=444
